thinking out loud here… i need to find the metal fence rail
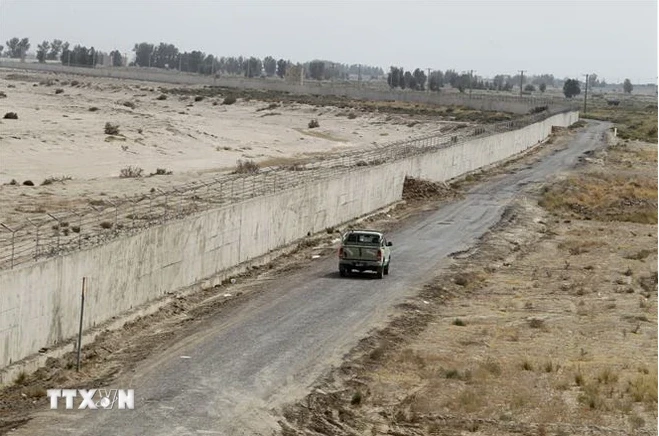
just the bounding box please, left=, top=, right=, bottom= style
left=0, top=110, right=571, bottom=270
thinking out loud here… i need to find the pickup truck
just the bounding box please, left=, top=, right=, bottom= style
left=338, top=230, right=392, bottom=279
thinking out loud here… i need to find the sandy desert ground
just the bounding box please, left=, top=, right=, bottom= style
left=0, top=70, right=458, bottom=228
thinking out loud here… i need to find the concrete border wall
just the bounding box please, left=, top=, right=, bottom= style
left=0, top=111, right=578, bottom=371
left=0, top=61, right=563, bottom=114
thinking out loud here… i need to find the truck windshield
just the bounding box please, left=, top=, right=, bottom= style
left=345, top=233, right=380, bottom=245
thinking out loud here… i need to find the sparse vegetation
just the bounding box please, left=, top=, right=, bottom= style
left=88, top=106, right=99, bottom=112
left=156, top=94, right=167, bottom=100
left=22, top=180, right=34, bottom=186
left=3, top=112, right=18, bottom=119
left=452, top=318, right=466, bottom=326
left=194, top=96, right=204, bottom=102
left=55, top=88, right=64, bottom=94
left=0, top=91, right=6, bottom=98
left=347, top=112, right=357, bottom=119
left=527, top=318, right=545, bottom=329
left=13, top=371, right=27, bottom=386
left=222, top=95, right=237, bottom=105
left=540, top=172, right=657, bottom=224
left=119, top=166, right=144, bottom=178
left=122, top=101, right=136, bottom=109
left=151, top=168, right=173, bottom=176
left=99, top=221, right=113, bottom=229
left=104, top=122, right=120, bottom=135
left=308, top=119, right=320, bottom=129
left=41, top=175, right=72, bottom=186
left=233, top=159, right=259, bottom=174
left=256, top=103, right=279, bottom=112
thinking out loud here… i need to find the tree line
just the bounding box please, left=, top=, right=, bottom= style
left=131, top=42, right=384, bottom=79
left=1, top=36, right=637, bottom=95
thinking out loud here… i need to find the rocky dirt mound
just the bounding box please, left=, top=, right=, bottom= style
left=402, top=176, right=462, bottom=203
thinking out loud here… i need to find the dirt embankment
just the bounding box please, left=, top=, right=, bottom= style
left=278, top=136, right=657, bottom=435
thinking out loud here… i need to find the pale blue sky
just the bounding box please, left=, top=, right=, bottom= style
left=0, top=0, right=656, bottom=83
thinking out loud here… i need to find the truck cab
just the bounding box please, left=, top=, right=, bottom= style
left=338, top=230, right=392, bottom=279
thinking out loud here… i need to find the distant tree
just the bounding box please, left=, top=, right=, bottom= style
left=308, top=60, right=325, bottom=80
left=152, top=43, right=179, bottom=69
left=133, top=42, right=154, bottom=67
left=412, top=68, right=427, bottom=91
left=47, top=39, right=63, bottom=60
left=531, top=74, right=555, bottom=87
left=263, top=56, right=276, bottom=77
left=623, top=78, right=633, bottom=94
left=276, top=58, right=288, bottom=78
left=6, top=37, right=22, bottom=58
left=36, top=41, right=50, bottom=63
left=109, top=50, right=123, bottom=67
left=181, top=51, right=205, bottom=73
left=18, top=38, right=30, bottom=59
left=492, top=74, right=508, bottom=91
left=0, top=45, right=3, bottom=57
left=563, top=79, right=581, bottom=98
left=243, top=56, right=262, bottom=77
left=588, top=73, right=598, bottom=89
left=60, top=45, right=94, bottom=67
left=443, top=69, right=456, bottom=87
left=402, top=71, right=416, bottom=90
left=524, top=84, right=536, bottom=92
left=599, top=78, right=607, bottom=87
left=428, top=70, right=444, bottom=91
left=60, top=42, right=70, bottom=64
left=539, top=82, right=547, bottom=93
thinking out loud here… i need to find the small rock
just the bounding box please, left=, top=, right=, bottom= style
left=616, top=277, right=632, bottom=285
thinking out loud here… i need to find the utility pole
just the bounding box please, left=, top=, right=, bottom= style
left=469, top=70, right=474, bottom=99
left=519, top=70, right=526, bottom=97
left=583, top=73, right=589, bottom=114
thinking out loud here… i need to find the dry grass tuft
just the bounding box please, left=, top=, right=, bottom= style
left=540, top=172, right=657, bottom=224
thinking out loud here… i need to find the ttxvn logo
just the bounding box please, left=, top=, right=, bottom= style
left=47, top=389, right=134, bottom=410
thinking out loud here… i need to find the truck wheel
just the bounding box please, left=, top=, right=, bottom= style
left=339, top=266, right=347, bottom=277
left=384, top=263, right=389, bottom=275
left=376, top=267, right=384, bottom=279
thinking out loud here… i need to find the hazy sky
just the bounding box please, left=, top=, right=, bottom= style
left=1, top=0, right=656, bottom=83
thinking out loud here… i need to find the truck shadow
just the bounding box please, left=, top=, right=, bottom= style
left=321, top=271, right=381, bottom=280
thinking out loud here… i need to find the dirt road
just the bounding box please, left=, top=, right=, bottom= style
left=10, top=121, right=610, bottom=436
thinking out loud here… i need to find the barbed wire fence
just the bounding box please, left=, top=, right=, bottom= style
left=0, top=109, right=573, bottom=270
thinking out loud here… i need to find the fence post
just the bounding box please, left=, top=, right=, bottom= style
left=191, top=188, right=197, bottom=211
left=0, top=223, right=16, bottom=268
left=26, top=218, right=41, bottom=261
left=46, top=213, right=62, bottom=251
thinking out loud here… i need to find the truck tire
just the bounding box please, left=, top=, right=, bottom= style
left=384, top=263, right=389, bottom=275
left=339, top=266, right=347, bottom=277
left=376, top=267, right=384, bottom=279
